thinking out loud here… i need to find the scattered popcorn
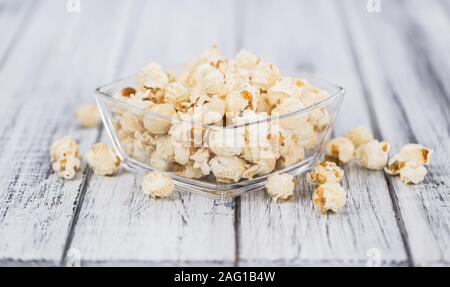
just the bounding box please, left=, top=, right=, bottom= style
left=385, top=143, right=431, bottom=184
left=87, top=143, right=121, bottom=176
left=325, top=137, right=355, bottom=164
left=141, top=171, right=174, bottom=198
left=265, top=173, right=295, bottom=203
left=75, top=104, right=100, bottom=128
left=345, top=126, right=374, bottom=148
left=50, top=136, right=81, bottom=179
left=307, top=161, right=344, bottom=185
left=355, top=140, right=390, bottom=170
left=313, top=183, right=346, bottom=214
left=399, top=162, right=427, bottom=184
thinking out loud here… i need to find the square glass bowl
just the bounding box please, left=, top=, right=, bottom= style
left=95, top=75, right=344, bottom=199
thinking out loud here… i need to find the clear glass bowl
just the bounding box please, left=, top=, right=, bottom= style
left=95, top=75, right=344, bottom=199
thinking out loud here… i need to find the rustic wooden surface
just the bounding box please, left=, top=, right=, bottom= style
left=0, top=0, right=449, bottom=266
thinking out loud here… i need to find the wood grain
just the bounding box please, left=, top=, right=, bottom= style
left=341, top=0, right=450, bottom=266
left=0, top=0, right=129, bottom=264
left=237, top=0, right=407, bottom=266
left=66, top=0, right=238, bottom=266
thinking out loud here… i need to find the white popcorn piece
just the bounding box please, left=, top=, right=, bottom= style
left=150, top=151, right=171, bottom=171
left=398, top=144, right=432, bottom=165
left=278, top=137, right=304, bottom=168
left=173, top=146, right=194, bottom=165
left=235, top=49, right=260, bottom=70
left=191, top=148, right=211, bottom=175
left=308, top=108, right=330, bottom=132
left=345, top=126, right=374, bottom=148
left=265, top=173, right=295, bottom=203
left=250, top=62, right=280, bottom=91
left=355, top=140, right=390, bottom=170
left=143, top=103, right=176, bottom=134
left=198, top=97, right=226, bottom=125
left=399, top=162, right=427, bottom=184
left=154, top=135, right=175, bottom=162
left=207, top=127, right=245, bottom=157
left=75, top=104, right=100, bottom=128
left=132, top=139, right=154, bottom=164
left=164, top=82, right=190, bottom=110
left=313, top=183, right=346, bottom=214
left=192, top=64, right=227, bottom=96
left=50, top=136, right=81, bottom=179
left=119, top=111, right=144, bottom=135
left=141, top=171, right=174, bottom=198
left=209, top=156, right=247, bottom=183
left=266, top=77, right=301, bottom=106
left=137, top=62, right=169, bottom=93
left=173, top=163, right=204, bottom=179
left=385, top=143, right=431, bottom=179
left=307, top=161, right=344, bottom=185
left=325, top=137, right=355, bottom=164
left=87, top=143, right=121, bottom=176
left=271, top=97, right=307, bottom=131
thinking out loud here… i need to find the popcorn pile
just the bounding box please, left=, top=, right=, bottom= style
left=48, top=46, right=433, bottom=214
left=111, top=46, right=331, bottom=185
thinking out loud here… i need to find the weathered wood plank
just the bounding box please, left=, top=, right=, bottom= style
left=0, top=0, right=130, bottom=264
left=341, top=0, right=450, bottom=266
left=67, top=0, right=237, bottom=265
left=237, top=0, right=407, bottom=266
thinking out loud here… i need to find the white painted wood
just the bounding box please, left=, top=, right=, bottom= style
left=237, top=0, right=407, bottom=266
left=342, top=0, right=450, bottom=266
left=67, top=0, right=237, bottom=265
left=0, top=0, right=130, bottom=264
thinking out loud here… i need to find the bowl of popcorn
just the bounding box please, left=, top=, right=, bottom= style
left=94, top=47, right=345, bottom=199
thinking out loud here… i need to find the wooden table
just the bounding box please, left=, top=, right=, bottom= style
left=0, top=0, right=449, bottom=267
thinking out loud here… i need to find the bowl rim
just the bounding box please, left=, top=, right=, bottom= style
left=95, top=74, right=345, bottom=130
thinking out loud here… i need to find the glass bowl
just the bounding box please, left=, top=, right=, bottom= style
left=95, top=75, right=344, bottom=199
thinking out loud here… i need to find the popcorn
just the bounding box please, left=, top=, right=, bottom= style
left=207, top=127, right=244, bottom=157
left=235, top=49, right=260, bottom=70
left=164, top=82, right=190, bottom=110
left=209, top=156, right=247, bottom=183
left=313, top=183, right=346, bottom=214
left=265, top=173, right=295, bottom=202
left=325, top=137, right=355, bottom=164
left=111, top=47, right=334, bottom=185
left=154, top=135, right=175, bottom=162
left=385, top=143, right=431, bottom=184
left=173, top=163, right=204, bottom=179
left=141, top=171, right=174, bottom=198
left=307, top=161, right=344, bottom=185
left=355, top=140, right=390, bottom=170
left=143, top=103, right=176, bottom=134
left=50, top=136, right=81, bottom=179
left=266, top=77, right=301, bottom=106
left=399, top=162, right=427, bottom=184
left=137, top=62, right=169, bottom=94
left=191, top=148, right=211, bottom=175
left=199, top=97, right=226, bottom=124
left=119, top=111, right=144, bottom=134
left=250, top=62, right=280, bottom=91
left=87, top=143, right=121, bottom=176
left=345, top=126, right=374, bottom=148
left=75, top=104, right=100, bottom=128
